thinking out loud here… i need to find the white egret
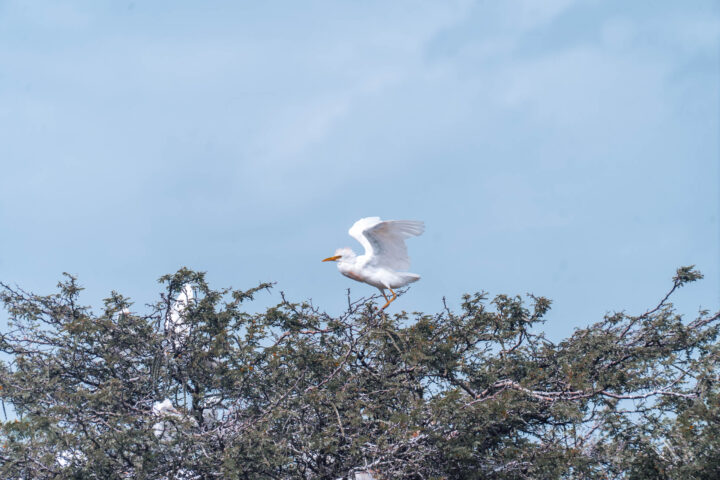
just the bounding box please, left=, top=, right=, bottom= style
left=152, top=398, right=180, bottom=417
left=152, top=398, right=195, bottom=441
left=165, top=284, right=194, bottom=350
left=152, top=398, right=180, bottom=441
left=323, top=217, right=424, bottom=310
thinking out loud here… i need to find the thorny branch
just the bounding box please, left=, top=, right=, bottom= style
left=0, top=267, right=717, bottom=479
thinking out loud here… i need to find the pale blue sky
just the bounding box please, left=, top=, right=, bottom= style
left=1, top=0, right=718, bottom=340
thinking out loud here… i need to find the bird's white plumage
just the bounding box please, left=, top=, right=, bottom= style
left=325, top=217, right=424, bottom=309
left=349, top=217, right=424, bottom=271
left=152, top=398, right=179, bottom=417
left=165, top=284, right=194, bottom=349
left=152, top=398, right=186, bottom=441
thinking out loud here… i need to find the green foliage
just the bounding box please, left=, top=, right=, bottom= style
left=0, top=266, right=717, bottom=479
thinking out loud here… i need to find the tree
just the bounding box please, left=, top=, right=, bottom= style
left=0, top=266, right=717, bottom=479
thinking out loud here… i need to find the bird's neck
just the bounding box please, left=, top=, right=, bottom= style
left=337, top=253, right=360, bottom=271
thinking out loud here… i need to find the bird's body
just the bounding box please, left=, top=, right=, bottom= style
left=152, top=398, right=191, bottom=441
left=165, top=284, right=194, bottom=350
left=336, top=253, right=420, bottom=290
left=323, top=217, right=424, bottom=309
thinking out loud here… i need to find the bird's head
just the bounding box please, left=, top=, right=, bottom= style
left=322, top=247, right=355, bottom=263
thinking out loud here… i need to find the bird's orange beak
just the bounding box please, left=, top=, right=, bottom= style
left=322, top=255, right=341, bottom=262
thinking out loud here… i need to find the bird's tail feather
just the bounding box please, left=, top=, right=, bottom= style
left=402, top=273, right=421, bottom=283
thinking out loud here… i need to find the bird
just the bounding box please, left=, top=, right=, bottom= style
left=323, top=217, right=424, bottom=310
left=152, top=398, right=187, bottom=441
left=165, top=284, right=194, bottom=350
left=152, top=398, right=181, bottom=418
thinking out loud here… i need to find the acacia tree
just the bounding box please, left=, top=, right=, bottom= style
left=0, top=266, right=717, bottom=479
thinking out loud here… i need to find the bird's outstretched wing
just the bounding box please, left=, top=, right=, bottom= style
left=349, top=217, right=424, bottom=271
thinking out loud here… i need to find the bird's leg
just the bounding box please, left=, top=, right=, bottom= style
left=380, top=289, right=389, bottom=303
left=379, top=289, right=391, bottom=310
left=380, top=288, right=397, bottom=311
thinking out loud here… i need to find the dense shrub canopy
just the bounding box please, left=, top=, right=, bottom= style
left=0, top=267, right=718, bottom=479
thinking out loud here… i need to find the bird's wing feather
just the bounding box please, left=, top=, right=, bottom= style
left=351, top=218, right=424, bottom=271
left=348, top=217, right=382, bottom=257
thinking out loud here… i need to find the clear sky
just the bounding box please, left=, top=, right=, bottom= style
left=1, top=0, right=718, bottom=340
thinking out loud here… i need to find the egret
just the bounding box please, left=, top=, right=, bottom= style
left=152, top=398, right=180, bottom=417
left=152, top=398, right=185, bottom=441
left=322, top=217, right=424, bottom=310
left=165, top=284, right=194, bottom=350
